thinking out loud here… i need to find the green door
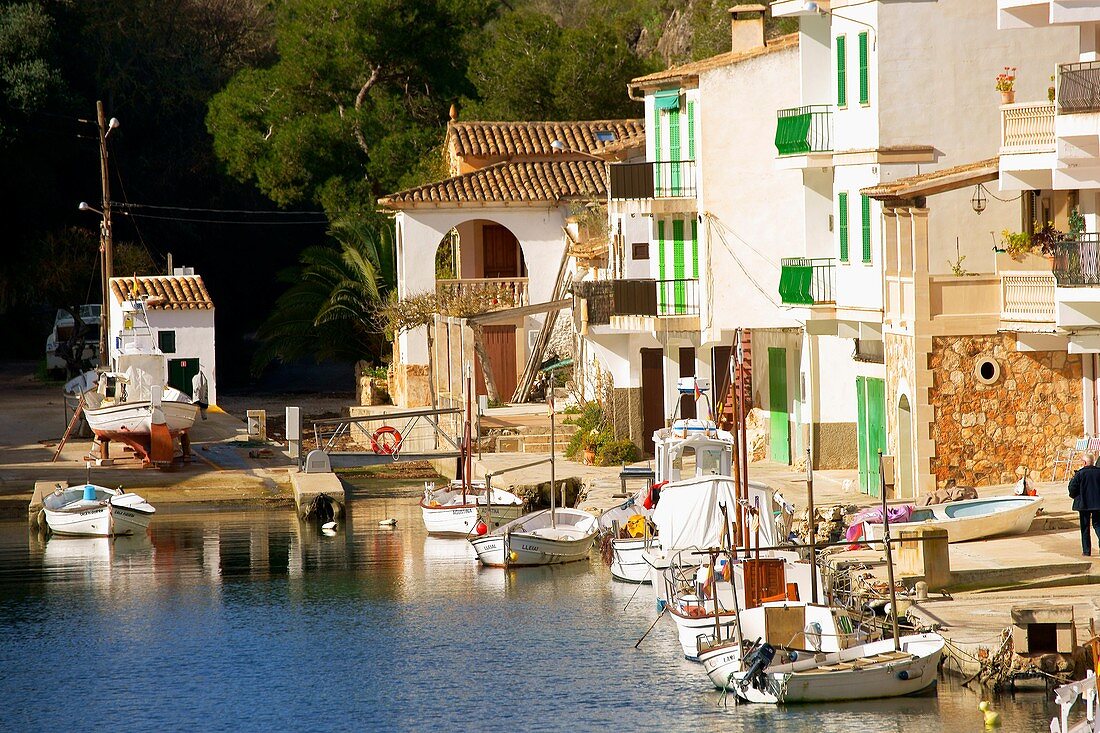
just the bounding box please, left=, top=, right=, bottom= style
left=168, top=358, right=200, bottom=398
left=768, top=347, right=789, bottom=464
left=856, top=376, right=887, bottom=496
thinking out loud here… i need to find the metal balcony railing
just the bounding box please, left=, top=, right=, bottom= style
left=1053, top=233, right=1100, bottom=286
left=1000, top=102, right=1056, bottom=153
left=656, top=278, right=700, bottom=317
left=778, top=257, right=835, bottom=305
left=1058, top=60, right=1100, bottom=114
left=609, top=160, right=697, bottom=200
left=774, top=106, right=832, bottom=156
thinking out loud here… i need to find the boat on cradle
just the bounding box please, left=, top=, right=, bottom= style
left=469, top=508, right=599, bottom=567
left=420, top=480, right=525, bottom=537
left=698, top=601, right=944, bottom=704
left=43, top=484, right=155, bottom=537
left=858, top=495, right=1042, bottom=544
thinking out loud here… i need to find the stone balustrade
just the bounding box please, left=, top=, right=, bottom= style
left=1000, top=102, right=1055, bottom=153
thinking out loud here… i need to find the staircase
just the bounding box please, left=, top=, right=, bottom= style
left=717, top=330, right=753, bottom=430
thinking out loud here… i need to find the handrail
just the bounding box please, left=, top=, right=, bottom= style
left=310, top=406, right=461, bottom=426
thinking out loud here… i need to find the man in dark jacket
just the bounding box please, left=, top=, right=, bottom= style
left=1068, top=453, right=1100, bottom=556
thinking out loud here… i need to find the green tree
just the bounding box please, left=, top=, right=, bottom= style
left=0, top=2, right=61, bottom=139
left=253, top=218, right=395, bottom=370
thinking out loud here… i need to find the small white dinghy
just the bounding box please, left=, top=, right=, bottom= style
left=420, top=480, right=525, bottom=537
left=469, top=508, right=599, bottom=567
left=859, top=495, right=1042, bottom=544
left=43, top=484, right=155, bottom=537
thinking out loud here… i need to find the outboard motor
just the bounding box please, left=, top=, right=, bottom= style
left=741, top=641, right=776, bottom=692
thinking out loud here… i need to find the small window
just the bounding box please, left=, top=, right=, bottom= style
left=632, top=242, right=650, bottom=260
left=595, top=130, right=615, bottom=142
left=158, top=330, right=176, bottom=353
left=975, top=357, right=1001, bottom=385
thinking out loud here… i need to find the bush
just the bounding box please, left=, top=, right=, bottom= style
left=596, top=439, right=640, bottom=467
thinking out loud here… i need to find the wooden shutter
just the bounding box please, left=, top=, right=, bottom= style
left=669, top=107, right=681, bottom=195
left=657, top=219, right=667, bottom=312
left=836, top=35, right=847, bottom=107
left=653, top=98, right=662, bottom=194
left=687, top=101, right=696, bottom=160
left=861, top=194, right=872, bottom=262
left=838, top=192, right=849, bottom=261
left=858, top=32, right=869, bottom=105
left=691, top=218, right=699, bottom=280
left=672, top=218, right=685, bottom=313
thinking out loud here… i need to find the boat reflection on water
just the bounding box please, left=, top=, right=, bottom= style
left=40, top=533, right=154, bottom=586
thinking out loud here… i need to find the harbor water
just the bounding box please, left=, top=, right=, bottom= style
left=0, top=480, right=1067, bottom=732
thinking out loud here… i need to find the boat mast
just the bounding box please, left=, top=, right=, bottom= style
left=806, top=446, right=819, bottom=604
left=880, top=451, right=901, bottom=651
left=95, top=100, right=115, bottom=365
left=463, top=371, right=470, bottom=503
left=549, top=394, right=556, bottom=529
left=728, top=345, right=743, bottom=547
left=734, top=328, right=749, bottom=551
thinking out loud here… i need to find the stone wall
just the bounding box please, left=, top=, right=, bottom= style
left=884, top=331, right=916, bottom=484
left=813, top=422, right=858, bottom=469
left=928, top=333, right=1081, bottom=486
left=609, top=387, right=644, bottom=451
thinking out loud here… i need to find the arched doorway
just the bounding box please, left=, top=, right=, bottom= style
left=897, top=394, right=914, bottom=498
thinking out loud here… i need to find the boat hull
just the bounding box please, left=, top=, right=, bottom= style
left=861, top=496, right=1042, bottom=543
left=469, top=508, right=599, bottom=567
left=85, top=399, right=199, bottom=437
left=609, top=537, right=655, bottom=583
left=421, top=503, right=526, bottom=537
left=43, top=486, right=155, bottom=537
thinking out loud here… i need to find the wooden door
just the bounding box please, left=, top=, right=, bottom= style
left=640, top=348, right=665, bottom=455
left=482, top=224, right=521, bottom=278
left=711, top=345, right=732, bottom=429
left=857, top=376, right=887, bottom=496
left=168, top=358, right=199, bottom=397
left=768, top=347, right=789, bottom=464
left=474, top=325, right=518, bottom=400
left=678, top=347, right=697, bottom=420
left=743, top=558, right=787, bottom=609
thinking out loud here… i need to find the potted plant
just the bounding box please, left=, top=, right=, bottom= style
left=996, top=66, right=1017, bottom=104
left=581, top=430, right=599, bottom=465
left=1001, top=229, right=1032, bottom=260
left=1049, top=74, right=1056, bottom=104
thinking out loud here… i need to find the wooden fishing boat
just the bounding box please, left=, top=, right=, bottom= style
left=420, top=480, right=525, bottom=537
left=468, top=508, right=599, bottom=567
left=699, top=602, right=944, bottom=704
left=858, top=495, right=1042, bottom=544
left=43, top=484, right=155, bottom=537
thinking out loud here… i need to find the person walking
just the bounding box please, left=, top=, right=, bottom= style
left=1068, top=452, right=1100, bottom=557
left=191, top=368, right=209, bottom=421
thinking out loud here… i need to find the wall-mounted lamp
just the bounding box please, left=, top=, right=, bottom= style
left=971, top=184, right=987, bottom=215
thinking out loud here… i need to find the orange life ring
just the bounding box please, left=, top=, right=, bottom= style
left=683, top=605, right=708, bottom=619
left=371, top=426, right=402, bottom=455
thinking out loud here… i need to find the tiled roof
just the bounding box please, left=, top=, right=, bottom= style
left=448, top=120, right=644, bottom=159
left=593, top=128, right=646, bottom=157
left=110, top=275, right=214, bottom=310
left=630, top=33, right=799, bottom=89
left=861, top=157, right=1000, bottom=200
left=378, top=159, right=607, bottom=208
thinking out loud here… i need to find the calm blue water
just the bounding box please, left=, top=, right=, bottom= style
left=0, top=482, right=1066, bottom=732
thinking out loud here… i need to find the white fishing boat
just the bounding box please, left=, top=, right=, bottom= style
left=858, top=495, right=1042, bottom=544
left=469, top=507, right=599, bottom=567
left=420, top=480, right=525, bottom=537
left=598, top=487, right=655, bottom=583
left=42, top=484, right=155, bottom=537
left=699, top=602, right=944, bottom=704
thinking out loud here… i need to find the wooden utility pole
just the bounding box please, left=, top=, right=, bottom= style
left=96, top=100, right=115, bottom=364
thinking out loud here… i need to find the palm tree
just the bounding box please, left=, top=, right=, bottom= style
left=253, top=218, right=395, bottom=372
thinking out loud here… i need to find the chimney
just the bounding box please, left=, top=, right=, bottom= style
left=729, top=4, right=767, bottom=54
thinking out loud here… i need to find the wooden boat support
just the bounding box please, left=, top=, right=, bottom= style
left=310, top=406, right=464, bottom=468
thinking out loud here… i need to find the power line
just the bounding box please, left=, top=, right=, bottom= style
left=115, top=202, right=331, bottom=216
left=118, top=211, right=329, bottom=225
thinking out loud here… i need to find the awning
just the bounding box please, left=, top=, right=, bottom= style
left=653, top=89, right=681, bottom=111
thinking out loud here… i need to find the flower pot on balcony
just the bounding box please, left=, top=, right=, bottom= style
left=1001, top=90, right=1015, bottom=105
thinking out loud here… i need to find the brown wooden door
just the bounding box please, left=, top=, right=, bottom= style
left=712, top=345, right=733, bottom=430
left=742, top=558, right=787, bottom=609
left=482, top=224, right=521, bottom=278
left=474, top=325, right=518, bottom=400
left=640, top=348, right=665, bottom=455
left=678, top=347, right=697, bottom=420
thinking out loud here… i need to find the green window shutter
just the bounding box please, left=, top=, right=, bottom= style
left=836, top=35, right=847, bottom=107
left=652, top=98, right=662, bottom=193
left=858, top=32, right=869, bottom=105
left=687, top=101, right=696, bottom=160
left=691, top=218, right=699, bottom=280
left=669, top=108, right=681, bottom=195
left=158, top=330, right=176, bottom=353
left=658, top=219, right=667, bottom=312
left=838, top=192, right=849, bottom=262
left=861, top=194, right=872, bottom=262
left=672, top=219, right=685, bottom=313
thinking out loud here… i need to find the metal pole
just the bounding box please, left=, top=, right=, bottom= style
left=880, top=450, right=901, bottom=651
left=96, top=101, right=114, bottom=365
left=734, top=329, right=749, bottom=550
left=549, top=395, right=557, bottom=529
left=730, top=354, right=743, bottom=548
left=807, top=446, right=819, bottom=604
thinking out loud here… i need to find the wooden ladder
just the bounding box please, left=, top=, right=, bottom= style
left=52, top=394, right=85, bottom=462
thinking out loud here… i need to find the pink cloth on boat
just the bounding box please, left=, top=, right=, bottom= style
left=844, top=504, right=915, bottom=547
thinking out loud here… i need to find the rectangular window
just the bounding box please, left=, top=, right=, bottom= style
left=858, top=32, right=869, bottom=105
left=687, top=101, right=696, bottom=161
left=631, top=242, right=649, bottom=260
left=838, top=192, right=849, bottom=262
left=836, top=35, right=847, bottom=108
left=691, top=218, right=699, bottom=280
left=672, top=219, right=686, bottom=313
left=652, top=100, right=662, bottom=193
left=158, top=330, right=176, bottom=353
left=861, top=194, right=873, bottom=263
left=668, top=107, right=681, bottom=195
left=657, top=219, right=667, bottom=311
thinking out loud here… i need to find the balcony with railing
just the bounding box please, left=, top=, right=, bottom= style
left=435, top=277, right=528, bottom=311
left=1000, top=273, right=1056, bottom=323
left=656, top=278, right=700, bottom=317
left=574, top=277, right=698, bottom=330
left=774, top=106, right=832, bottom=159
left=609, top=160, right=697, bottom=201
left=1052, top=233, right=1100, bottom=286
left=1000, top=102, right=1056, bottom=153
left=1058, top=61, right=1100, bottom=114
left=778, top=257, right=835, bottom=306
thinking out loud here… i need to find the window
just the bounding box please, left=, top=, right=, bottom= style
left=687, top=101, right=696, bottom=160
left=974, top=357, right=1001, bottom=385
left=858, top=32, right=870, bottom=105
left=632, top=242, right=649, bottom=260
left=861, top=194, right=873, bottom=263
left=595, top=130, right=615, bottom=143
left=158, top=330, right=176, bottom=353
left=836, top=35, right=848, bottom=108
left=838, top=192, right=849, bottom=262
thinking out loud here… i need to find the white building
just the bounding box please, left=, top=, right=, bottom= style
left=107, top=272, right=217, bottom=406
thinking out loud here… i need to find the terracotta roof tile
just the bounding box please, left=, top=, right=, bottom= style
left=448, top=120, right=644, bottom=159
left=110, top=275, right=214, bottom=310
left=378, top=159, right=607, bottom=208
left=630, top=33, right=799, bottom=89
left=861, top=157, right=1000, bottom=200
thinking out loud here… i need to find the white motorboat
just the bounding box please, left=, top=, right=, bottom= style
left=43, top=484, right=155, bottom=537
left=469, top=507, right=599, bottom=567
left=858, top=495, right=1042, bottom=544
left=46, top=304, right=101, bottom=373
left=699, top=602, right=944, bottom=704
left=420, top=480, right=525, bottom=537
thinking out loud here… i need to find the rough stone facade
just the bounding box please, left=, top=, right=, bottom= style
left=928, top=333, right=1082, bottom=487
left=884, top=331, right=916, bottom=484
left=610, top=386, right=644, bottom=451
left=813, top=422, right=858, bottom=469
